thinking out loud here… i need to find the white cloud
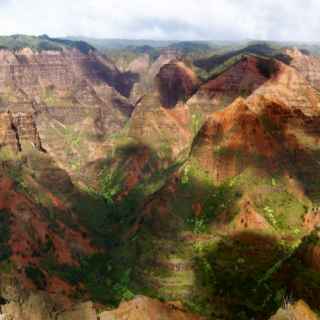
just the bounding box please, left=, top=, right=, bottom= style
left=0, top=0, right=319, bottom=41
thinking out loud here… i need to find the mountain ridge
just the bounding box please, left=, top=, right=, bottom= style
left=0, top=36, right=320, bottom=319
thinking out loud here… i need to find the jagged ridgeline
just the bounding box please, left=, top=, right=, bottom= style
left=0, top=35, right=320, bottom=320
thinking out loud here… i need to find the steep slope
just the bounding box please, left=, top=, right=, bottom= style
left=128, top=54, right=277, bottom=163
left=0, top=157, right=97, bottom=306
left=193, top=42, right=291, bottom=79
left=127, top=52, right=320, bottom=319
left=0, top=37, right=136, bottom=183
left=0, top=37, right=142, bottom=318
left=286, top=47, right=320, bottom=91
left=128, top=59, right=200, bottom=160
left=2, top=39, right=320, bottom=320
left=187, top=55, right=276, bottom=117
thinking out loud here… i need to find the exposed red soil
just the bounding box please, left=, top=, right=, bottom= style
left=233, top=199, right=271, bottom=232
left=156, top=60, right=199, bottom=108
left=202, top=55, right=271, bottom=94
left=0, top=173, right=96, bottom=296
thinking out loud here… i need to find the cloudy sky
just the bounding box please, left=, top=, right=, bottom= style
left=0, top=0, right=319, bottom=41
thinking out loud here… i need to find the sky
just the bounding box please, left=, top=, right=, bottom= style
left=0, top=0, right=320, bottom=41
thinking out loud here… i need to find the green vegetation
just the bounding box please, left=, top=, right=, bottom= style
left=185, top=183, right=239, bottom=234
left=193, top=42, right=292, bottom=80
left=44, top=252, right=135, bottom=306
left=177, top=159, right=240, bottom=233
left=0, top=147, right=17, bottom=161
left=0, top=260, right=14, bottom=274
left=260, top=114, right=280, bottom=135
left=0, top=34, right=94, bottom=53
left=191, top=113, right=203, bottom=136
left=41, top=86, right=75, bottom=108
left=291, top=149, right=320, bottom=204
left=256, top=57, right=279, bottom=78
left=255, top=190, right=306, bottom=232
left=0, top=210, right=11, bottom=262
left=25, top=266, right=47, bottom=289
left=95, top=157, right=183, bottom=237
left=234, top=169, right=307, bottom=235
left=193, top=233, right=301, bottom=319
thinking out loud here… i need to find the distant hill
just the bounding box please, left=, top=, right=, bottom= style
left=0, top=34, right=95, bottom=53
left=66, top=36, right=176, bottom=50
left=192, top=42, right=293, bottom=80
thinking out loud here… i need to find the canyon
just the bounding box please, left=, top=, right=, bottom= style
left=0, top=36, right=319, bottom=319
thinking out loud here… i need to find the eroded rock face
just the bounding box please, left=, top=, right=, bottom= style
left=0, top=110, right=45, bottom=153
left=129, top=60, right=200, bottom=159
left=187, top=55, right=273, bottom=117
left=156, top=61, right=199, bottom=108
left=0, top=295, right=202, bottom=320
left=99, top=296, right=202, bottom=320
left=0, top=113, right=20, bottom=152
left=0, top=49, right=119, bottom=94
left=191, top=97, right=286, bottom=182
left=192, top=55, right=320, bottom=185
left=57, top=302, right=97, bottom=320
left=0, top=168, right=96, bottom=298
left=0, top=286, right=97, bottom=320
left=286, top=48, right=320, bottom=91
left=1, top=292, right=57, bottom=320
left=127, top=52, right=178, bottom=104
left=248, top=61, right=320, bottom=117
left=127, top=54, right=151, bottom=75
left=0, top=47, right=135, bottom=178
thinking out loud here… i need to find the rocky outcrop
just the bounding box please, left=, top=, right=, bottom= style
left=0, top=110, right=44, bottom=153
left=126, top=52, right=178, bottom=104
left=270, top=300, right=318, bottom=320
left=0, top=112, right=20, bottom=152
left=0, top=293, right=201, bottom=320
left=187, top=55, right=273, bottom=117
left=286, top=48, right=320, bottom=91
left=0, top=48, right=120, bottom=94
left=156, top=61, right=199, bottom=108
left=192, top=56, right=320, bottom=184
left=0, top=287, right=97, bottom=320
left=191, top=97, right=285, bottom=182
left=0, top=47, right=135, bottom=178
left=127, top=54, right=151, bottom=75
left=57, top=302, right=97, bottom=320
left=129, top=60, right=199, bottom=159
left=99, top=296, right=202, bottom=320
left=248, top=61, right=320, bottom=117
left=1, top=292, right=58, bottom=320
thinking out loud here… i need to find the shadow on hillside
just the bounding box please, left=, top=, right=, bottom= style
left=190, top=99, right=320, bottom=204
left=193, top=43, right=292, bottom=74
left=0, top=149, right=155, bottom=304
left=82, top=56, right=140, bottom=98
left=192, top=231, right=314, bottom=320
left=116, top=71, right=140, bottom=98
left=258, top=105, right=320, bottom=204
left=5, top=138, right=320, bottom=311
left=155, top=63, right=199, bottom=108
left=26, top=138, right=182, bottom=249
